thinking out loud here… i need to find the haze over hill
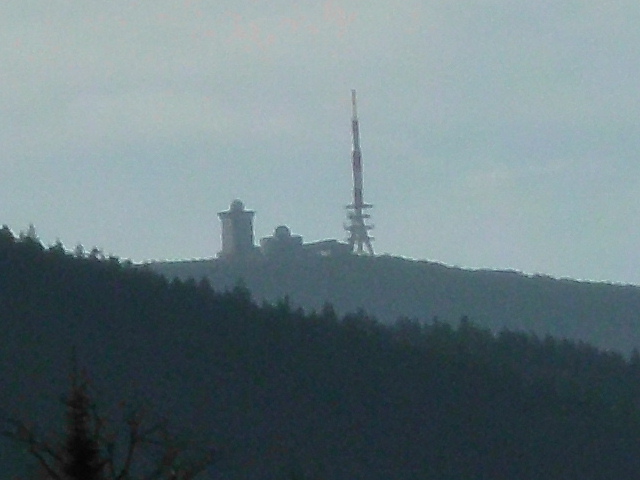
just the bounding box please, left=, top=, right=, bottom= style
left=3, top=2, right=640, bottom=286
left=147, top=253, right=640, bottom=354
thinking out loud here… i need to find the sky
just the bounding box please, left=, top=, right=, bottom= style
left=2, top=1, right=640, bottom=284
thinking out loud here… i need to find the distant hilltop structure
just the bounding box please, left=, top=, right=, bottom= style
left=216, top=90, right=375, bottom=261
left=217, top=200, right=256, bottom=258
left=217, top=199, right=351, bottom=260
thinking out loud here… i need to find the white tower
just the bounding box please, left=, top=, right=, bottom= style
left=218, top=200, right=256, bottom=258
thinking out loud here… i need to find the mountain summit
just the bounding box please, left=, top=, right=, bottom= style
left=147, top=253, right=640, bottom=353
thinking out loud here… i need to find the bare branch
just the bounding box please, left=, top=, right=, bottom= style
left=3, top=419, right=64, bottom=480
left=5, top=374, right=216, bottom=480
left=104, top=438, right=118, bottom=480
left=115, top=416, right=140, bottom=480
left=39, top=440, right=64, bottom=465
left=29, top=447, right=64, bottom=480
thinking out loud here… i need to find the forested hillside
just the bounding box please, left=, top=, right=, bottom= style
left=148, top=254, right=640, bottom=352
left=2, top=228, right=640, bottom=479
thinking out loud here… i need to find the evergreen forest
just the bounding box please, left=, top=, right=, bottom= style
left=2, top=227, right=640, bottom=479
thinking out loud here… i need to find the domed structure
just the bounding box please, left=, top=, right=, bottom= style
left=230, top=199, right=245, bottom=212
left=260, top=225, right=303, bottom=257
left=274, top=225, right=291, bottom=239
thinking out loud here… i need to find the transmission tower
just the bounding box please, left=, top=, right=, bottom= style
left=345, top=89, right=374, bottom=255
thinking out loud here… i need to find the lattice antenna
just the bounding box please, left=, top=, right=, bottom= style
left=345, top=89, right=374, bottom=255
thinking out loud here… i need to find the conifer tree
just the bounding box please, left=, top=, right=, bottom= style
left=0, top=224, right=14, bottom=245
left=60, top=375, right=104, bottom=480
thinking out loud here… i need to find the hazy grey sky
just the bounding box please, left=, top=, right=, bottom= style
left=2, top=1, right=640, bottom=284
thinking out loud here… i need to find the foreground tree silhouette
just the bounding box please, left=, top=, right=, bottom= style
left=4, top=369, right=215, bottom=480
left=61, top=374, right=104, bottom=480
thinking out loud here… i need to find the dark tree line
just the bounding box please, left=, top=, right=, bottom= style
left=2, top=225, right=640, bottom=479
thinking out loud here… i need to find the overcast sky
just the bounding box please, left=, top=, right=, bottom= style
left=2, top=1, right=640, bottom=284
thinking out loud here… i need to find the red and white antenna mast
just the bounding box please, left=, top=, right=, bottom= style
left=345, top=89, right=374, bottom=255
